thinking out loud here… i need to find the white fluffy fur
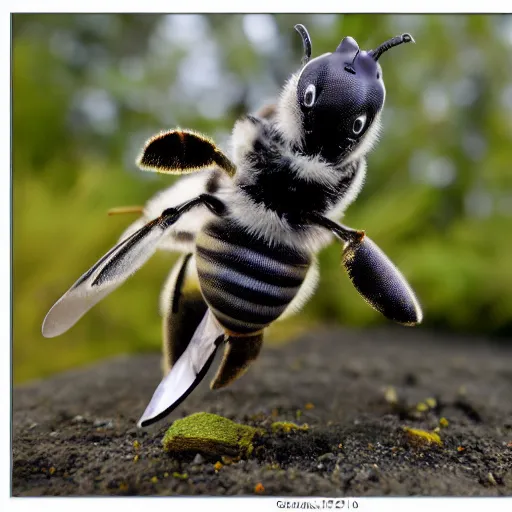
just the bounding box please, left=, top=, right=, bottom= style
left=275, top=72, right=303, bottom=143
left=225, top=188, right=332, bottom=254
left=230, top=117, right=260, bottom=164
left=287, top=151, right=343, bottom=188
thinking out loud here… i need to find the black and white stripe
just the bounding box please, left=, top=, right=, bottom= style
left=195, top=217, right=311, bottom=334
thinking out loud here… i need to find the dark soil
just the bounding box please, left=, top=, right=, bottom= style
left=12, top=327, right=512, bottom=496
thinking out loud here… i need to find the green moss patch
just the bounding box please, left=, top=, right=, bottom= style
left=162, top=412, right=263, bottom=457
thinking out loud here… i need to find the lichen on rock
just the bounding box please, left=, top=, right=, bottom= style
left=162, top=412, right=263, bottom=457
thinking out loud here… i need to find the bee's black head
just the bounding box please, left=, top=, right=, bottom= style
left=292, top=25, right=414, bottom=163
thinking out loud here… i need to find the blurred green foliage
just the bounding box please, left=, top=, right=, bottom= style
left=13, top=14, right=512, bottom=383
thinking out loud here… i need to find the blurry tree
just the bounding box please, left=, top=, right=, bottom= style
left=12, top=14, right=512, bottom=383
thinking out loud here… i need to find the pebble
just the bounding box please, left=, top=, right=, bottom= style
left=193, top=453, right=205, bottom=465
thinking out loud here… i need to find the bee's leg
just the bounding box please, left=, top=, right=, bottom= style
left=210, top=331, right=264, bottom=390
left=160, top=254, right=208, bottom=375
left=306, top=212, right=422, bottom=326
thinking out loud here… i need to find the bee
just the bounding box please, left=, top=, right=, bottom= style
left=42, top=24, right=422, bottom=428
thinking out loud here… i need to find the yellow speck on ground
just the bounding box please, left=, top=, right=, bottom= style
left=150, top=476, right=158, bottom=484
left=439, top=417, right=449, bottom=428
left=49, top=467, right=56, bottom=475
left=164, top=472, right=169, bottom=478
left=254, top=482, right=265, bottom=494
left=338, top=443, right=343, bottom=449
left=133, top=454, right=139, bottom=463
left=173, top=472, right=189, bottom=480
left=384, top=386, right=398, bottom=404
left=487, top=472, right=497, bottom=486
left=271, top=421, right=309, bottom=434
left=214, top=461, right=223, bottom=471
left=305, top=402, right=315, bottom=410
left=133, top=440, right=140, bottom=450
left=416, top=402, right=429, bottom=412
left=425, top=397, right=437, bottom=408
left=403, top=427, right=442, bottom=448
left=162, top=412, right=263, bottom=457
left=457, top=446, right=465, bottom=452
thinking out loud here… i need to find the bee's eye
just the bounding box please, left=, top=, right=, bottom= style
left=303, top=84, right=316, bottom=107
left=352, top=113, right=367, bottom=136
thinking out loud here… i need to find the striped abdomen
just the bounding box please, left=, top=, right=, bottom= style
left=195, top=218, right=311, bottom=334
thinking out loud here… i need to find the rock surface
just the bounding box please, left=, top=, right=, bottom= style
left=12, top=327, right=512, bottom=496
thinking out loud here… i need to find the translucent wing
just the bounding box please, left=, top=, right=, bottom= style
left=138, top=310, right=224, bottom=428
left=42, top=216, right=173, bottom=338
